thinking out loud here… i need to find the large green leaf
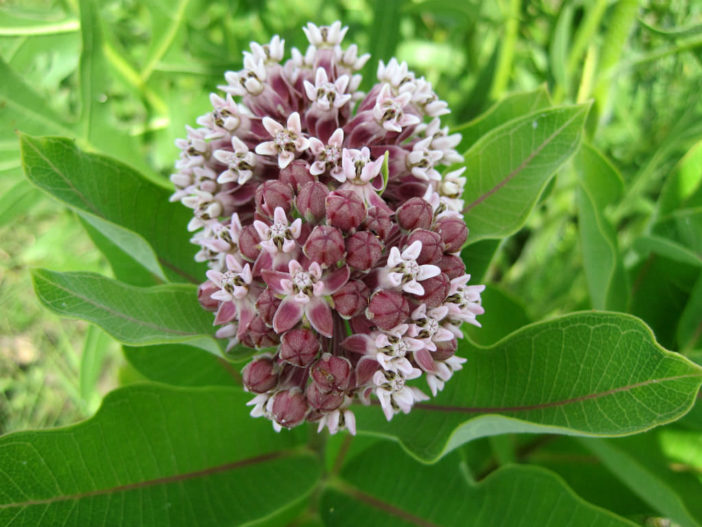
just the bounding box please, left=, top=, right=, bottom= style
left=581, top=434, right=702, bottom=527
left=356, top=312, right=702, bottom=461
left=322, top=442, right=635, bottom=526
left=453, top=84, right=551, bottom=152
left=20, top=134, right=204, bottom=284
left=31, top=269, right=218, bottom=352
left=462, top=103, right=589, bottom=243
left=575, top=144, right=628, bottom=311
left=123, top=344, right=240, bottom=387
left=0, top=384, right=319, bottom=526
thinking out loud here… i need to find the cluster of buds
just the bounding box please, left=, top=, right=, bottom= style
left=172, top=22, right=484, bottom=435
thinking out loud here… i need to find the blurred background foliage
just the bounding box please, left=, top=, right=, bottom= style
left=1, top=0, right=701, bottom=439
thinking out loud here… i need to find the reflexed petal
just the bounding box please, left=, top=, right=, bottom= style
left=236, top=304, right=256, bottom=340
left=321, top=265, right=350, bottom=294
left=306, top=297, right=333, bottom=337
left=273, top=297, right=304, bottom=333
left=341, top=334, right=374, bottom=354
left=214, top=301, right=237, bottom=324
left=262, top=269, right=291, bottom=294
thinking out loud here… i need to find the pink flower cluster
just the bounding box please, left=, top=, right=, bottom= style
left=172, top=22, right=484, bottom=434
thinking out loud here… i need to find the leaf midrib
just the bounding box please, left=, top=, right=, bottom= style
left=415, top=373, right=702, bottom=414
left=0, top=450, right=295, bottom=509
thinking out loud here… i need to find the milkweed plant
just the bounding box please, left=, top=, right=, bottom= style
left=3, top=8, right=702, bottom=527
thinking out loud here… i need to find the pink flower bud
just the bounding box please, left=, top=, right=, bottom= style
left=438, top=254, right=466, bottom=279
left=198, top=280, right=220, bottom=312
left=417, top=272, right=450, bottom=308
left=436, top=217, right=468, bottom=253
left=332, top=280, right=370, bottom=319
left=296, top=181, right=329, bottom=221
left=433, top=337, right=458, bottom=361
left=311, top=353, right=352, bottom=391
left=303, top=225, right=345, bottom=266
left=396, top=197, right=433, bottom=231
left=279, top=328, right=321, bottom=367
left=279, top=159, right=314, bottom=190
left=255, top=180, right=294, bottom=217
left=242, top=356, right=279, bottom=393
left=239, top=224, right=261, bottom=261
left=364, top=206, right=393, bottom=241
left=350, top=313, right=374, bottom=334
left=241, top=316, right=280, bottom=348
left=256, top=289, right=281, bottom=326
left=271, top=388, right=309, bottom=428
left=407, top=229, right=443, bottom=264
left=367, top=290, right=409, bottom=330
left=306, top=382, right=345, bottom=411
left=345, top=231, right=382, bottom=270
left=326, top=189, right=365, bottom=231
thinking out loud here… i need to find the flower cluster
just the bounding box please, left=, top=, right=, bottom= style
left=172, top=22, right=484, bottom=435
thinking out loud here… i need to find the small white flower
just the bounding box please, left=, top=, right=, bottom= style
left=303, top=21, right=348, bottom=47
left=221, top=55, right=268, bottom=96
left=255, top=112, right=310, bottom=168
left=407, top=137, right=443, bottom=182
left=384, top=241, right=441, bottom=295
left=206, top=254, right=253, bottom=302
left=373, top=369, right=428, bottom=421
left=408, top=304, right=454, bottom=351
left=308, top=128, right=344, bottom=178
left=253, top=207, right=302, bottom=255
left=249, top=35, right=285, bottom=63
left=317, top=408, right=357, bottom=435
left=337, top=146, right=384, bottom=185
left=213, top=136, right=256, bottom=185
left=373, top=84, right=421, bottom=133
left=304, top=68, right=352, bottom=111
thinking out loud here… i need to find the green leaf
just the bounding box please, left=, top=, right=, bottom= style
left=322, top=442, right=635, bottom=526
left=580, top=434, right=702, bottom=527
left=0, top=384, right=320, bottom=526
left=463, top=285, right=530, bottom=346
left=634, top=234, right=702, bottom=268
left=31, top=269, right=218, bottom=351
left=355, top=312, right=702, bottom=462
left=453, top=86, right=551, bottom=152
left=575, top=144, right=628, bottom=310
left=0, top=10, right=79, bottom=36
left=0, top=179, right=41, bottom=227
left=123, top=344, right=240, bottom=387
left=462, top=103, right=590, bottom=244
left=20, top=134, right=204, bottom=284
left=678, top=273, right=702, bottom=352
left=460, top=238, right=499, bottom=283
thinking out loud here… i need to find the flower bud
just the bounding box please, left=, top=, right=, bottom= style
left=332, top=280, right=369, bottom=319
left=417, top=272, right=450, bottom=308
left=256, top=289, right=281, bottom=326
left=407, top=229, right=443, bottom=264
left=311, top=353, right=352, bottom=391
left=296, top=181, right=329, bottom=221
left=396, top=197, right=433, bottom=231
left=239, top=224, right=261, bottom=261
left=345, top=231, right=382, bottom=270
left=367, top=290, right=409, bottom=330
left=242, top=356, right=278, bottom=393
left=255, top=180, right=294, bottom=217
left=303, top=225, right=345, bottom=266
left=436, top=216, right=468, bottom=253
left=241, top=316, right=280, bottom=348
left=438, top=254, right=465, bottom=279
left=279, top=159, right=314, bottom=190
left=325, top=189, right=365, bottom=231
left=364, top=206, right=393, bottom=241
left=306, top=382, right=344, bottom=411
left=433, top=337, right=458, bottom=361
left=279, top=328, right=321, bottom=367
left=198, top=280, right=220, bottom=312
left=271, top=388, right=309, bottom=428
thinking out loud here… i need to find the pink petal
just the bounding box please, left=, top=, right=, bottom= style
left=262, top=269, right=291, bottom=294
left=414, top=348, right=436, bottom=372
left=305, top=297, right=333, bottom=337
left=356, top=357, right=380, bottom=385
left=321, top=265, right=350, bottom=295
left=273, top=297, right=304, bottom=334
left=342, top=334, right=373, bottom=354
left=214, top=301, right=237, bottom=325
left=236, top=304, right=256, bottom=340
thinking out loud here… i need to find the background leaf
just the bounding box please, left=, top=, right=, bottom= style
left=462, top=103, right=589, bottom=243
left=20, top=134, right=204, bottom=284
left=356, top=312, right=702, bottom=461
left=322, top=441, right=635, bottom=526
left=0, top=384, right=319, bottom=526
left=31, top=269, right=218, bottom=351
